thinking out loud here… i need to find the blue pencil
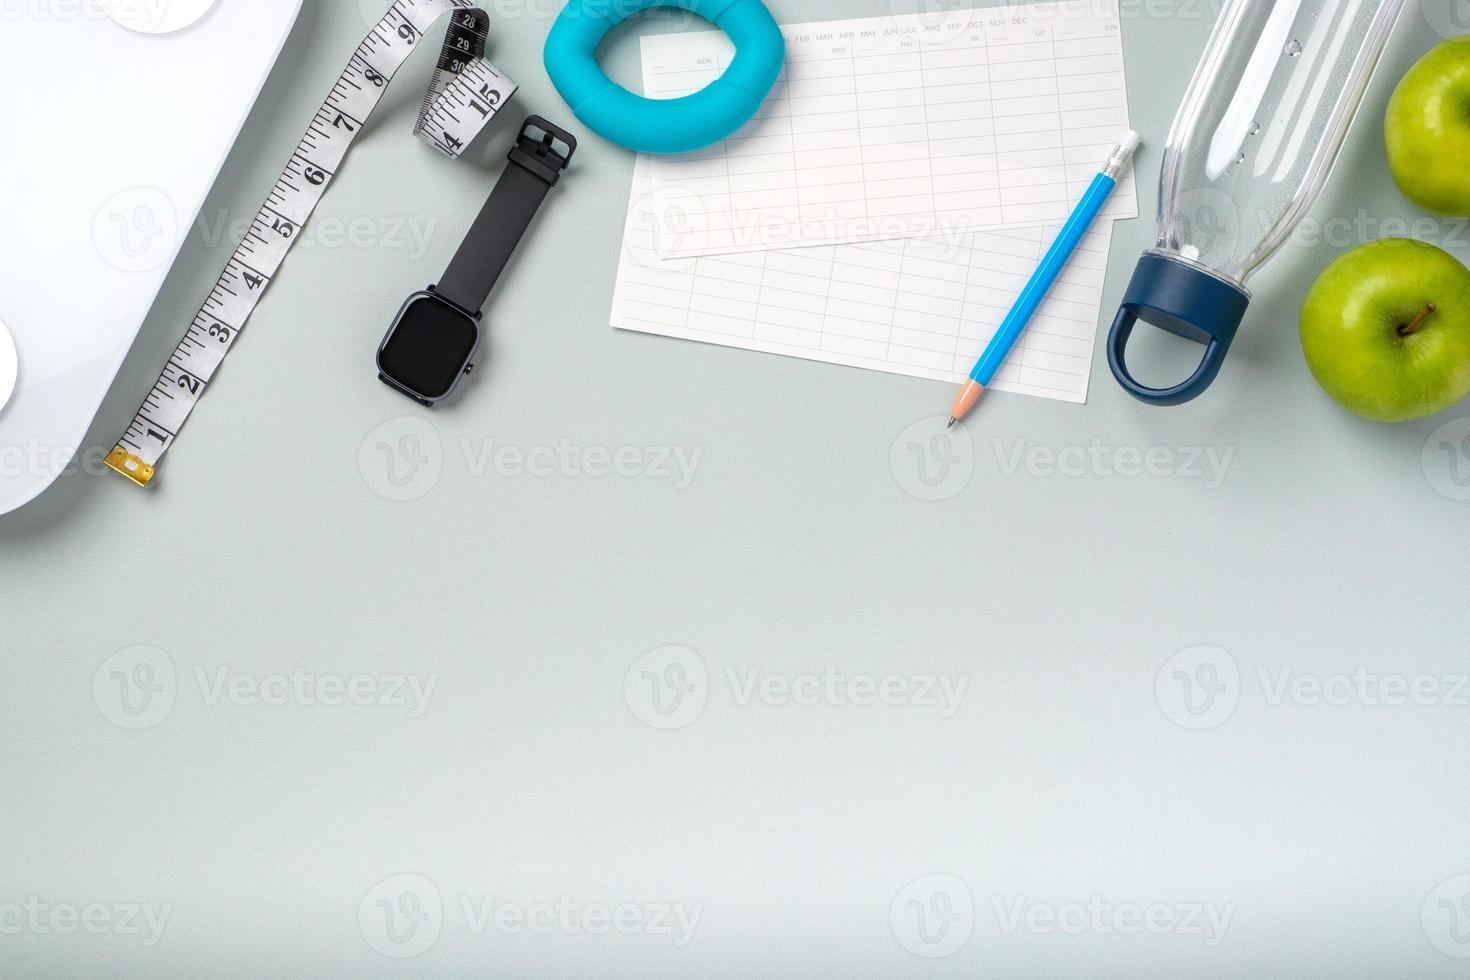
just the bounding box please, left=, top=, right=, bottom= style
left=948, top=130, right=1140, bottom=426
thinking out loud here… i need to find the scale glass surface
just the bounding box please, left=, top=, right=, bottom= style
left=0, top=0, right=302, bottom=515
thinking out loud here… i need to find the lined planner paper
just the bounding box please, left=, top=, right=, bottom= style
left=643, top=2, right=1136, bottom=258
left=612, top=161, right=1114, bottom=403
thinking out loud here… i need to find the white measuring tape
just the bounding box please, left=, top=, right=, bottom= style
left=106, top=0, right=517, bottom=487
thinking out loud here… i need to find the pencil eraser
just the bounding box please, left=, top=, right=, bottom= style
left=1119, top=130, right=1142, bottom=158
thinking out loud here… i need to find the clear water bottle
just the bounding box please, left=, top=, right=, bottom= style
left=1107, top=0, right=1405, bottom=404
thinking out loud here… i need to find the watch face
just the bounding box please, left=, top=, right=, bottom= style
left=378, top=292, right=480, bottom=402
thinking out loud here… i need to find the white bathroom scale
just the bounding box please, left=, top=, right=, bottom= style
left=0, top=0, right=302, bottom=515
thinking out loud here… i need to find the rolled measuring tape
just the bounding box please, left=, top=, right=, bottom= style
left=544, top=0, right=785, bottom=154
left=105, top=0, right=518, bottom=487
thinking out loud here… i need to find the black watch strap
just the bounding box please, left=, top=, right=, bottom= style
left=435, top=116, right=576, bottom=315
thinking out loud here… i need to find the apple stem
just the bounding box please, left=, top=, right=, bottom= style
left=1398, top=303, right=1437, bottom=337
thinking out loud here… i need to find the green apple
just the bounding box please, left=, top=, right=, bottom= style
left=1300, top=239, right=1470, bottom=422
left=1386, top=37, right=1470, bottom=215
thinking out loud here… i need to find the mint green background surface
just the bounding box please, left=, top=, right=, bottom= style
left=5, top=0, right=1470, bottom=975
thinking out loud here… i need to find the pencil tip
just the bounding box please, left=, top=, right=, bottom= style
left=946, top=417, right=957, bottom=429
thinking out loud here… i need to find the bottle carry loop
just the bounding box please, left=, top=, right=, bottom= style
left=1106, top=252, right=1250, bottom=406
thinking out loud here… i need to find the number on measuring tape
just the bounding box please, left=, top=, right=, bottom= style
left=105, top=0, right=517, bottom=488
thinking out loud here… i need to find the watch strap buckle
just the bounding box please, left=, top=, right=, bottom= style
left=510, top=115, right=577, bottom=186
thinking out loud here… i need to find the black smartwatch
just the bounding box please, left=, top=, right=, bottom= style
left=377, top=115, right=576, bottom=405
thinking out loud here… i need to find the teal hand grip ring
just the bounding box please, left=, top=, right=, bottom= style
left=544, top=0, right=785, bottom=155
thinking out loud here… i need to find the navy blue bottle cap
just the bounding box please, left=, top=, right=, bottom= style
left=1106, top=252, right=1250, bottom=406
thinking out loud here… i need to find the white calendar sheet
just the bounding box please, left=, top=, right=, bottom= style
left=612, top=160, right=1114, bottom=403
left=643, top=2, right=1136, bottom=259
